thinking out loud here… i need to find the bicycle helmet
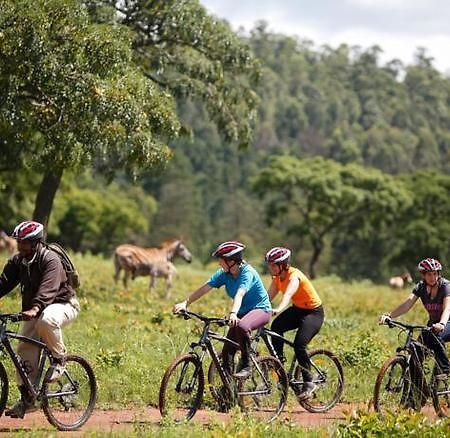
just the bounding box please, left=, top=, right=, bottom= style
left=265, top=247, right=291, bottom=264
left=12, top=221, right=44, bottom=242
left=417, top=258, right=442, bottom=272
left=211, top=241, right=245, bottom=259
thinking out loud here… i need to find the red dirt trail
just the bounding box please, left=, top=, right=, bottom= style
left=0, top=403, right=366, bottom=435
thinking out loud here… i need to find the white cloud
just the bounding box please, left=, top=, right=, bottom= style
left=201, top=0, right=450, bottom=74
left=346, top=0, right=427, bottom=10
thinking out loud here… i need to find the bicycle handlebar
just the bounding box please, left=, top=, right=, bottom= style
left=176, top=309, right=229, bottom=327
left=384, top=319, right=430, bottom=331
left=0, top=313, right=23, bottom=323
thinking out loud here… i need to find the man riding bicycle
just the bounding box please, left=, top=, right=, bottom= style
left=0, top=221, right=80, bottom=418
left=379, top=258, right=450, bottom=380
left=265, top=246, right=324, bottom=400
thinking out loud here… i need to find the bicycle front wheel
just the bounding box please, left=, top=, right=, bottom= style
left=374, top=355, right=412, bottom=415
left=237, top=355, right=287, bottom=423
left=0, top=362, right=8, bottom=416
left=207, top=356, right=232, bottom=412
left=42, top=355, right=97, bottom=431
left=431, top=371, right=450, bottom=417
left=159, top=353, right=204, bottom=422
left=296, top=349, right=344, bottom=413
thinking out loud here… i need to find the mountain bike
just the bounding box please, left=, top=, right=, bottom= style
left=159, top=310, right=288, bottom=423
left=0, top=313, right=97, bottom=430
left=239, top=326, right=344, bottom=413
left=374, top=319, right=450, bottom=417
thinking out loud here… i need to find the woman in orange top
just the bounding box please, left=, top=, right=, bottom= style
left=265, top=247, right=324, bottom=400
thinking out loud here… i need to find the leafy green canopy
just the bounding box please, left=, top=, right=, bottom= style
left=93, top=0, right=261, bottom=148
left=253, top=156, right=412, bottom=277
left=0, top=0, right=180, bottom=176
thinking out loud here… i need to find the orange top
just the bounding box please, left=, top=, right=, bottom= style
left=273, top=267, right=322, bottom=310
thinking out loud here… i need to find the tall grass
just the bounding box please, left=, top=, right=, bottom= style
left=0, top=253, right=435, bottom=434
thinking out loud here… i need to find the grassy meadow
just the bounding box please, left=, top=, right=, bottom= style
left=0, top=253, right=447, bottom=436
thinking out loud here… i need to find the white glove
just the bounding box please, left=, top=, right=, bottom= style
left=379, top=313, right=391, bottom=325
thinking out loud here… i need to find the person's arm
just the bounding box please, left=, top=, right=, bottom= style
left=432, top=296, right=450, bottom=333
left=173, top=283, right=212, bottom=313
left=272, top=276, right=300, bottom=315
left=229, top=287, right=247, bottom=326
left=379, top=293, right=418, bottom=323
left=267, top=279, right=279, bottom=301
left=0, top=257, right=20, bottom=298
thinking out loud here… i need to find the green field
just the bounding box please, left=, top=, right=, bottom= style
left=0, top=253, right=448, bottom=436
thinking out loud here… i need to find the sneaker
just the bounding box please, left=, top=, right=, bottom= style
left=297, top=382, right=317, bottom=401
left=47, top=362, right=66, bottom=382
left=435, top=373, right=449, bottom=381
left=233, top=365, right=252, bottom=379
left=4, top=399, right=37, bottom=418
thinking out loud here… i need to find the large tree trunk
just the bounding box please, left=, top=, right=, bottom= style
left=308, top=239, right=323, bottom=279
left=32, top=168, right=63, bottom=232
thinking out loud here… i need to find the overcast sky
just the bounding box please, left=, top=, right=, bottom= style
left=201, top=0, right=450, bottom=74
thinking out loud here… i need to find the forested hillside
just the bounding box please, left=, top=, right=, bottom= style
left=1, top=2, right=449, bottom=281
left=141, top=24, right=450, bottom=280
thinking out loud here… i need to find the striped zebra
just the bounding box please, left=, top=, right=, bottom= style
left=113, top=239, right=192, bottom=296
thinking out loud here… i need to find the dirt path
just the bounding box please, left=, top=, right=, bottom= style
left=0, top=403, right=364, bottom=435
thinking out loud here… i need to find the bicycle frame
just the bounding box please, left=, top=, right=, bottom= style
left=254, top=327, right=324, bottom=385
left=180, top=311, right=274, bottom=398
left=0, top=315, right=53, bottom=400
left=188, top=315, right=239, bottom=392
left=383, top=320, right=450, bottom=403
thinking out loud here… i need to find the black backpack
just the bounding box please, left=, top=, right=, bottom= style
left=40, top=243, right=80, bottom=289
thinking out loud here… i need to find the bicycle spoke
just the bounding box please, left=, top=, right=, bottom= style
left=159, top=354, right=204, bottom=422
left=237, top=356, right=287, bottom=423
left=296, top=349, right=344, bottom=413
left=374, top=356, right=418, bottom=415
left=42, top=355, right=97, bottom=431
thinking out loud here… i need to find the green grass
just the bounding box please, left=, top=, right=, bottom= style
left=0, top=253, right=438, bottom=435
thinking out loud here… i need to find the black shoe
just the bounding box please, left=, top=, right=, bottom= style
left=5, top=400, right=37, bottom=418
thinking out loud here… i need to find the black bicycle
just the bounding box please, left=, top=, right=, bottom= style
left=254, top=326, right=344, bottom=412
left=374, top=319, right=450, bottom=417
left=159, top=310, right=288, bottom=423
left=0, top=313, right=97, bottom=430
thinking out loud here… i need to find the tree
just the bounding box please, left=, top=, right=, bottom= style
left=1, top=0, right=180, bottom=228
left=388, top=171, right=450, bottom=271
left=53, top=183, right=156, bottom=253
left=92, top=0, right=261, bottom=148
left=253, top=156, right=411, bottom=278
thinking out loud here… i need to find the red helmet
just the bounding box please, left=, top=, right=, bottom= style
left=265, top=247, right=291, bottom=264
left=212, top=241, right=245, bottom=259
left=417, top=258, right=442, bottom=272
left=12, top=221, right=44, bottom=241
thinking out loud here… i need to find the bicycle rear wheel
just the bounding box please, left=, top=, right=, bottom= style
left=159, top=353, right=204, bottom=422
left=295, top=349, right=344, bottom=413
left=0, top=362, right=8, bottom=416
left=374, top=355, right=416, bottom=415
left=237, top=355, right=287, bottom=423
left=42, top=355, right=97, bottom=431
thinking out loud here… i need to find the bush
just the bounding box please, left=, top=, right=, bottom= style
left=337, top=410, right=449, bottom=437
